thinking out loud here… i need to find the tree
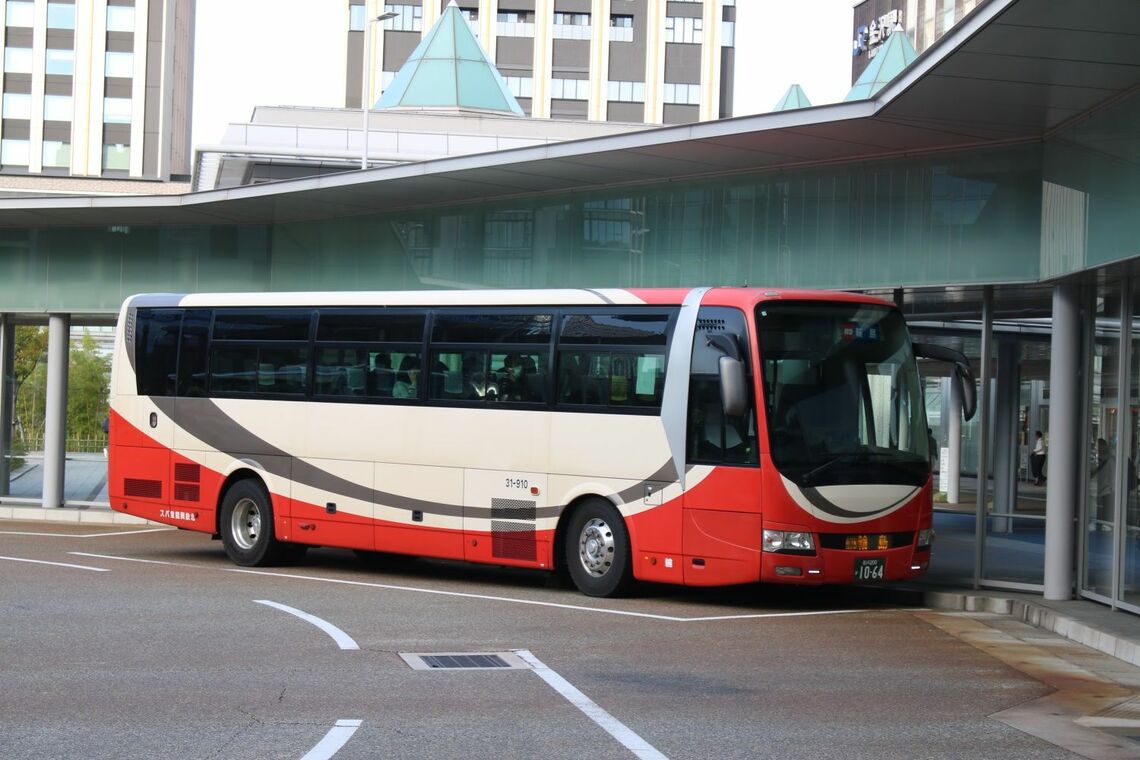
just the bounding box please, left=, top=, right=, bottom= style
left=12, top=326, right=48, bottom=448
left=67, top=331, right=111, bottom=449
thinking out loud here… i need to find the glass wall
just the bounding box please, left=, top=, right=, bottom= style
left=0, top=143, right=1045, bottom=314
left=1084, top=280, right=1125, bottom=601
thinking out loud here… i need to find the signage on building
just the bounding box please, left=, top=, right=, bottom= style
left=853, top=9, right=902, bottom=59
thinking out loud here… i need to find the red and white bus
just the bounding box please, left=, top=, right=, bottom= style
left=108, top=287, right=974, bottom=596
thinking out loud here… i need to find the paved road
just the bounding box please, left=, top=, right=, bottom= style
left=1, top=523, right=1135, bottom=759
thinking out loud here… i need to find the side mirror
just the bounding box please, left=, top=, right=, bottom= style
left=913, top=342, right=977, bottom=422
left=719, top=356, right=748, bottom=418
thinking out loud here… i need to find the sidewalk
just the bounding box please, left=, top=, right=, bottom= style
left=6, top=462, right=1140, bottom=671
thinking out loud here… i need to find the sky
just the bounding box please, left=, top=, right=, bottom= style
left=190, top=1, right=857, bottom=152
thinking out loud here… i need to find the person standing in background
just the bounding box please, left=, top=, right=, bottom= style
left=1031, top=430, right=1046, bottom=486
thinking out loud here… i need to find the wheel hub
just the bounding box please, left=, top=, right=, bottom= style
left=578, top=517, right=614, bottom=577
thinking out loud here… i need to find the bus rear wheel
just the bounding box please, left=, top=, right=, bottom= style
left=565, top=498, right=633, bottom=598
left=220, top=479, right=289, bottom=566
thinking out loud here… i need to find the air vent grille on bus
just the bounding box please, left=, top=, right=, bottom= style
left=174, top=463, right=201, bottom=483
left=124, top=478, right=162, bottom=499
left=490, top=497, right=536, bottom=560
left=174, top=484, right=201, bottom=502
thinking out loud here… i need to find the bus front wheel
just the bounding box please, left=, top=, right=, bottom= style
left=220, top=479, right=288, bottom=567
left=565, top=498, right=633, bottom=598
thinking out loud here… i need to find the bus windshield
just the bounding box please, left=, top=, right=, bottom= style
left=757, top=302, right=929, bottom=488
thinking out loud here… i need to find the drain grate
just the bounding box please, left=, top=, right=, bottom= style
left=399, top=651, right=530, bottom=671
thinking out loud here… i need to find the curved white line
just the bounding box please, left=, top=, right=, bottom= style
left=0, top=555, right=109, bottom=571
left=254, top=600, right=360, bottom=650
left=300, top=719, right=362, bottom=760
left=516, top=649, right=667, bottom=760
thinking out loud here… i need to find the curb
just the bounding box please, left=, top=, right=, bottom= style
left=923, top=590, right=1140, bottom=668
left=0, top=505, right=152, bottom=526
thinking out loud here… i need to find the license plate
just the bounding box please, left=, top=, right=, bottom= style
left=853, top=558, right=885, bottom=581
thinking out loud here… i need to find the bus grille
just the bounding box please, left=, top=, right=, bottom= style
left=124, top=478, right=162, bottom=499
left=490, top=497, right=536, bottom=560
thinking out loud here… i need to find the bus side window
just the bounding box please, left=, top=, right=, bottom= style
left=687, top=307, right=758, bottom=466
left=177, top=310, right=211, bottom=397
left=135, top=308, right=181, bottom=397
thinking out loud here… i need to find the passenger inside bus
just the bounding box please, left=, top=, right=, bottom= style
left=393, top=356, right=420, bottom=398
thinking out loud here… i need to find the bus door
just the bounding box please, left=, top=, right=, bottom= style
left=111, top=308, right=180, bottom=515
left=681, top=307, right=763, bottom=586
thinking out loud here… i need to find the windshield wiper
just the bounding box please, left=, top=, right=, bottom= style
left=802, top=453, right=857, bottom=483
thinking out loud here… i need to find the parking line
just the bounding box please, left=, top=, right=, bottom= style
left=230, top=568, right=871, bottom=622
left=300, top=719, right=362, bottom=760
left=255, top=600, right=360, bottom=650
left=69, top=552, right=196, bottom=567
left=516, top=649, right=666, bottom=760
left=0, top=528, right=172, bottom=538
left=0, top=555, right=110, bottom=572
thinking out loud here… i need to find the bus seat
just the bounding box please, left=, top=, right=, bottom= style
left=345, top=366, right=366, bottom=394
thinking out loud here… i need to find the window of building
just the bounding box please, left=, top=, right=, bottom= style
left=2, top=92, right=31, bottom=120
left=42, top=140, right=70, bottom=167
left=383, top=4, right=422, bottom=31
left=43, top=94, right=72, bottom=121
left=550, top=77, right=588, bottom=101
left=105, top=50, right=133, bottom=78
left=102, top=142, right=130, bottom=170
left=106, top=5, right=134, bottom=32
left=46, top=2, right=75, bottom=29
left=0, top=139, right=30, bottom=165
left=103, top=96, right=132, bottom=123
left=4, top=46, right=33, bottom=73
left=45, top=48, right=75, bottom=75
left=609, top=14, right=633, bottom=42
left=721, top=20, right=734, bottom=46
left=349, top=3, right=364, bottom=31
left=553, top=12, right=590, bottom=39
left=664, top=16, right=702, bottom=44
left=663, top=82, right=700, bottom=105
left=606, top=80, right=645, bottom=103
left=4, top=0, right=33, bottom=27
left=503, top=75, right=533, bottom=98
left=496, top=10, right=534, bottom=37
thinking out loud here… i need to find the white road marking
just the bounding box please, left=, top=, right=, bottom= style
left=299, top=719, right=362, bottom=760
left=516, top=649, right=667, bottom=760
left=0, top=528, right=172, bottom=538
left=254, top=600, right=360, bottom=650
left=231, top=568, right=871, bottom=622
left=0, top=555, right=110, bottom=572
left=69, top=552, right=194, bottom=567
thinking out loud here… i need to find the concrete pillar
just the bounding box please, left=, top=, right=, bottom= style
left=947, top=375, right=962, bottom=505
left=0, top=315, right=13, bottom=496
left=1045, top=282, right=1080, bottom=600
left=41, top=314, right=69, bottom=509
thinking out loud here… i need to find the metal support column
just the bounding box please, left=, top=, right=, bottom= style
left=1045, top=282, right=1080, bottom=600
left=947, top=377, right=962, bottom=505
left=0, top=314, right=13, bottom=495
left=974, top=287, right=993, bottom=587
left=41, top=314, right=69, bottom=509
left=993, top=340, right=1020, bottom=531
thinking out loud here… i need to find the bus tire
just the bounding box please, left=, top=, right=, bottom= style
left=220, top=479, right=287, bottom=567
left=565, top=498, right=633, bottom=598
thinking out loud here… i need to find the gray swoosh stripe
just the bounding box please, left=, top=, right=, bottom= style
left=153, top=397, right=675, bottom=521
left=800, top=486, right=915, bottom=520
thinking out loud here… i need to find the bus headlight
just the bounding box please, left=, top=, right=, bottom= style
left=763, top=530, right=815, bottom=554
left=917, top=528, right=934, bottom=549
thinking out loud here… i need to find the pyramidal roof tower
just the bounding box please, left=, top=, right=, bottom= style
left=843, top=25, right=918, bottom=102
left=772, top=84, right=812, bottom=112
left=375, top=1, right=524, bottom=115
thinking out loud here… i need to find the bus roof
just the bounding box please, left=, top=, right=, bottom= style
left=123, top=287, right=895, bottom=311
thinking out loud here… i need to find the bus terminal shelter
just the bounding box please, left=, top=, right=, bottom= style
left=0, top=0, right=1138, bottom=610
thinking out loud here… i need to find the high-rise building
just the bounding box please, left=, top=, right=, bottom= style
left=347, top=0, right=737, bottom=125
left=0, top=0, right=194, bottom=197
left=851, top=0, right=979, bottom=83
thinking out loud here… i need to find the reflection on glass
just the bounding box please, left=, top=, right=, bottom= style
left=1085, top=284, right=1121, bottom=598
left=1125, top=281, right=1140, bottom=609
